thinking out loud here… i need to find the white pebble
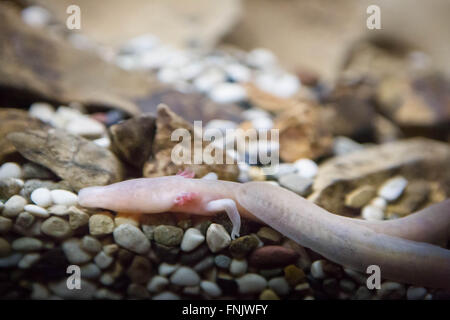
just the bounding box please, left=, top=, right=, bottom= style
left=66, top=116, right=105, bottom=138
left=94, top=251, right=113, bottom=269
left=158, top=263, right=180, bottom=276
left=31, top=188, right=53, bottom=207
left=209, top=83, right=247, bottom=104
left=170, top=267, right=200, bottom=286
left=200, top=280, right=222, bottom=297
left=311, top=260, right=326, bottom=279
left=362, top=205, right=385, bottom=221
left=294, top=158, right=318, bottom=179
left=180, top=228, right=205, bottom=252
left=206, top=224, right=231, bottom=253
left=251, top=117, right=273, bottom=131
left=193, top=69, right=225, bottom=93
left=18, top=253, right=41, bottom=269
left=12, top=237, right=43, bottom=251
left=201, top=172, right=218, bottom=180
left=0, top=162, right=22, bottom=180
left=147, top=276, right=169, bottom=293
left=268, top=277, right=290, bottom=296
left=236, top=273, right=267, bottom=294
left=370, top=197, right=387, bottom=210
left=62, top=239, right=92, bottom=264
left=121, top=34, right=160, bottom=54
left=378, top=176, right=408, bottom=202
left=3, top=195, right=27, bottom=218
left=242, top=109, right=271, bottom=121
left=255, top=73, right=300, bottom=98
left=157, top=68, right=180, bottom=84
left=230, top=259, right=248, bottom=276
left=29, top=102, right=55, bottom=123
left=93, top=137, right=111, bottom=148
left=225, top=64, right=251, bottom=83
left=152, top=291, right=180, bottom=300
left=21, top=6, right=51, bottom=27
left=24, top=204, right=49, bottom=218
left=50, top=190, right=78, bottom=206
left=247, top=48, right=277, bottom=68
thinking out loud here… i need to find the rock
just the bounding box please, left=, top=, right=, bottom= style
left=387, top=181, right=430, bottom=216
left=50, top=190, right=78, bottom=206
left=30, top=282, right=50, bottom=300
left=370, top=197, right=387, bottom=210
left=310, top=138, right=450, bottom=215
left=361, top=205, right=384, bottom=221
left=68, top=206, right=90, bottom=229
left=249, top=246, right=299, bottom=269
left=332, top=136, right=365, bottom=156
left=154, top=243, right=180, bottom=264
left=200, top=280, right=222, bottom=297
left=127, top=283, right=150, bottom=299
left=284, top=265, right=305, bottom=286
left=310, top=260, right=342, bottom=279
left=268, top=277, right=290, bottom=296
left=180, top=228, right=205, bottom=252
left=179, top=244, right=209, bottom=265
left=229, top=235, right=259, bottom=258
left=0, top=178, right=23, bottom=199
left=170, top=266, right=200, bottom=286
left=209, top=83, right=247, bottom=104
left=113, top=224, right=150, bottom=254
left=230, top=259, right=248, bottom=276
left=206, top=223, right=231, bottom=253
left=66, top=116, right=105, bottom=138
left=8, top=128, right=124, bottom=191
left=339, top=279, right=357, bottom=293
left=47, top=205, right=70, bottom=216
left=293, top=159, right=318, bottom=179
left=278, top=174, right=313, bottom=196
left=345, top=185, right=376, bottom=208
left=193, top=256, right=215, bottom=273
left=236, top=273, right=267, bottom=295
left=256, top=227, right=282, bottom=245
left=378, top=176, right=408, bottom=202
left=153, top=225, right=184, bottom=247
left=18, top=253, right=41, bottom=269
left=81, top=236, right=102, bottom=254
left=0, top=238, right=11, bottom=257
left=143, top=104, right=238, bottom=181
left=353, top=286, right=372, bottom=300
left=16, top=211, right=36, bottom=228
left=21, top=179, right=72, bottom=200
left=406, top=286, right=427, bottom=300
left=0, top=162, right=22, bottom=180
left=22, top=162, right=56, bottom=180
left=377, top=282, right=406, bottom=300
left=147, top=275, right=169, bottom=293
left=260, top=289, right=280, bottom=300
left=274, top=103, right=332, bottom=162
left=2, top=195, right=27, bottom=218
left=0, top=217, right=13, bottom=234
left=24, top=204, right=49, bottom=218
left=41, top=216, right=72, bottom=239
left=108, top=114, right=156, bottom=169
left=0, top=252, right=22, bottom=268
left=254, top=73, right=300, bottom=99
left=152, top=291, right=180, bottom=300
left=94, top=251, right=114, bottom=269
left=89, top=214, right=114, bottom=236
left=62, top=238, right=92, bottom=264
left=12, top=237, right=43, bottom=251
left=49, top=279, right=96, bottom=299
left=214, top=254, right=232, bottom=269
left=127, top=255, right=152, bottom=284
left=158, top=263, right=180, bottom=276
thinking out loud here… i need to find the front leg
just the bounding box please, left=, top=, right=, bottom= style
left=206, top=199, right=241, bottom=239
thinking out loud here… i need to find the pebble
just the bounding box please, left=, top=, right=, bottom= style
left=68, top=206, right=90, bottom=229
left=354, top=286, right=372, bottom=300
left=206, top=223, right=231, bottom=253
left=268, top=277, right=290, bottom=296
left=193, top=256, right=215, bottom=273
left=0, top=216, right=11, bottom=234
left=153, top=225, right=184, bottom=247
left=284, top=265, right=305, bottom=286
left=278, top=174, right=313, bottom=196
left=209, top=83, right=247, bottom=104
left=377, top=282, right=406, bottom=300
left=152, top=291, right=180, bottom=300
left=260, top=268, right=283, bottom=278
left=249, top=246, right=299, bottom=269
left=339, top=279, right=357, bottom=293
left=200, top=280, right=222, bottom=297
left=406, top=286, right=427, bottom=300
left=214, top=254, right=232, bottom=269
left=0, top=238, right=11, bottom=257
left=310, top=260, right=326, bottom=279
left=183, top=286, right=201, bottom=296
left=345, top=185, right=376, bottom=208
left=80, top=263, right=101, bottom=279
left=0, top=178, right=23, bottom=199
left=21, top=6, right=51, bottom=27
left=0, top=162, right=22, bottom=180
left=260, top=289, right=280, bottom=300
left=170, top=266, right=200, bottom=286
left=242, top=108, right=271, bottom=122
left=114, top=216, right=139, bottom=227
left=66, top=117, right=105, bottom=138
left=30, top=188, right=53, bottom=207
left=194, top=69, right=226, bottom=92
left=12, top=237, right=43, bottom=251
left=158, top=263, right=180, bottom=276
left=255, top=73, right=300, bottom=98
left=30, top=282, right=50, bottom=300
left=236, top=273, right=267, bottom=295
left=0, top=252, right=23, bottom=267
left=41, top=216, right=71, bottom=239
left=49, top=279, right=96, bottom=299
left=22, top=163, right=55, bottom=180
left=127, top=256, right=152, bottom=284
left=147, top=275, right=169, bottom=293
left=230, top=259, right=248, bottom=276
left=50, top=190, right=78, bottom=206
left=332, top=136, right=364, bottom=155
left=127, top=283, right=150, bottom=299
left=95, top=288, right=123, bottom=300
left=47, top=205, right=69, bottom=216
left=18, top=253, right=41, bottom=269
left=294, top=159, right=318, bottom=179
left=201, top=172, right=218, bottom=180
left=378, top=176, right=408, bottom=202
left=257, top=227, right=282, bottom=245
left=247, top=48, right=277, bottom=68
left=94, top=251, right=114, bottom=269
left=3, top=195, right=27, bottom=218
left=370, top=197, right=387, bottom=210
left=361, top=205, right=384, bottom=221
left=225, top=63, right=251, bottom=82
left=24, top=204, right=49, bottom=218
left=15, top=211, right=36, bottom=228
left=89, top=214, right=115, bottom=236
left=251, top=117, right=273, bottom=131
left=62, top=238, right=92, bottom=264
left=229, top=235, right=259, bottom=258
left=113, top=224, right=150, bottom=254
left=93, top=137, right=111, bottom=148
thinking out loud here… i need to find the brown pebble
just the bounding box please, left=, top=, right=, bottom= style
left=249, top=246, right=299, bottom=269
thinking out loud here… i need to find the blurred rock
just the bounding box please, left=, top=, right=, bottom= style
left=310, top=138, right=450, bottom=215
left=8, top=128, right=124, bottom=191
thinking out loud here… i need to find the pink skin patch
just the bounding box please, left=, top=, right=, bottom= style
left=177, top=169, right=195, bottom=178
left=174, top=192, right=198, bottom=206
